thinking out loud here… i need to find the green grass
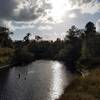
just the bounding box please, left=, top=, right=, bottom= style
left=58, top=68, right=100, bottom=100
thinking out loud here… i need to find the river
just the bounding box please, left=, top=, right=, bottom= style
left=0, top=60, right=73, bottom=100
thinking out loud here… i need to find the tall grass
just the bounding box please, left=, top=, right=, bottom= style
left=59, top=68, right=100, bottom=100
left=0, top=48, right=14, bottom=65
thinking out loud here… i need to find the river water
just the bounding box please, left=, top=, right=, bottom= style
left=0, top=60, right=73, bottom=100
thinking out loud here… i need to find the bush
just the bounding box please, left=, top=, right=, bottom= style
left=12, top=48, right=34, bottom=65
left=77, top=57, right=100, bottom=70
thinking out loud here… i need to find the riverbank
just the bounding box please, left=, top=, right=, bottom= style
left=0, top=48, right=14, bottom=66
left=58, top=67, right=100, bottom=100
left=0, top=64, right=11, bottom=70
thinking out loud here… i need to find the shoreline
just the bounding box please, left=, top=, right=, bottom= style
left=0, top=64, right=11, bottom=70
left=58, top=67, right=100, bottom=100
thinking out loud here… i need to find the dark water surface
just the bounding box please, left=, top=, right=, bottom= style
left=0, top=60, right=72, bottom=100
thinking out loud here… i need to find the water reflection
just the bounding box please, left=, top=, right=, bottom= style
left=50, top=61, right=72, bottom=100
left=0, top=60, right=72, bottom=100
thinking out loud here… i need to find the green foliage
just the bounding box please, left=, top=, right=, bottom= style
left=85, top=22, right=96, bottom=38
left=28, top=39, right=65, bottom=60
left=0, top=22, right=100, bottom=69
left=55, top=47, right=68, bottom=60
left=78, top=22, right=100, bottom=69
left=12, top=48, right=34, bottom=65
left=82, top=21, right=96, bottom=57
left=23, top=33, right=31, bottom=45
left=0, top=26, right=13, bottom=48
left=63, top=25, right=82, bottom=71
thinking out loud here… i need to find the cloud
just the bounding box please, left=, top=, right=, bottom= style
left=14, top=0, right=52, bottom=21
left=80, top=0, right=100, bottom=14
left=0, top=0, right=99, bottom=22
left=70, top=0, right=100, bottom=14
left=0, top=0, right=51, bottom=21
left=53, top=32, right=66, bottom=40
left=0, top=0, right=18, bottom=20
left=14, top=24, right=35, bottom=30
left=0, top=20, right=15, bottom=31
left=0, top=0, right=99, bottom=31
left=68, top=13, right=77, bottom=18
left=96, top=19, right=100, bottom=32
left=0, top=20, right=35, bottom=31
left=0, top=0, right=52, bottom=28
left=13, top=21, right=36, bottom=30
left=38, top=25, right=53, bottom=30
left=44, top=32, right=66, bottom=40
left=14, top=6, right=38, bottom=21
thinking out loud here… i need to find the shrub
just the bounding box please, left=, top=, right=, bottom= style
left=12, top=48, right=34, bottom=65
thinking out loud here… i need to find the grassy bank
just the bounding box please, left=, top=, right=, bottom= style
left=0, top=48, right=14, bottom=66
left=58, top=68, right=100, bottom=100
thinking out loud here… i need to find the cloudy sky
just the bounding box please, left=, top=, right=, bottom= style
left=0, top=0, right=100, bottom=40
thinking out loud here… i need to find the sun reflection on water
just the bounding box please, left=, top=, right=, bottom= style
left=49, top=61, right=71, bottom=100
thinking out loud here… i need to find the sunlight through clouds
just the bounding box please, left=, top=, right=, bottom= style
left=0, top=0, right=99, bottom=40
left=47, top=0, right=73, bottom=23
left=69, top=13, right=77, bottom=18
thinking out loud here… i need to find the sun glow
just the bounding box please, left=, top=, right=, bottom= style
left=48, top=0, right=72, bottom=22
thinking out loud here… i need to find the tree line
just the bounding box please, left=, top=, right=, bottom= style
left=0, top=21, right=100, bottom=71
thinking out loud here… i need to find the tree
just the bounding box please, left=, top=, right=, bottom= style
left=64, top=26, right=82, bottom=72
left=85, top=21, right=96, bottom=38
left=78, top=22, right=99, bottom=69
left=23, top=33, right=31, bottom=44
left=0, top=26, right=13, bottom=47
left=56, top=38, right=61, bottom=42
left=85, top=22, right=96, bottom=57
left=65, top=25, right=81, bottom=44
left=35, top=35, right=42, bottom=41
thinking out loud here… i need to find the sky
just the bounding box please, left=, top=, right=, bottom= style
left=0, top=0, right=100, bottom=40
